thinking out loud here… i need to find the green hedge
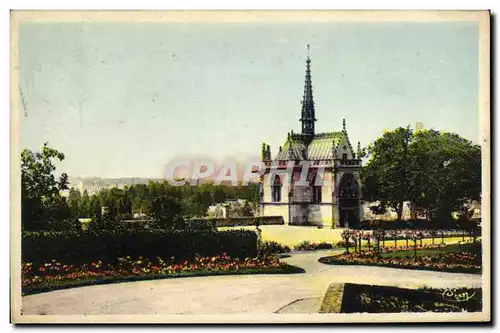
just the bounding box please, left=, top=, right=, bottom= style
left=22, top=229, right=257, bottom=266
left=197, top=216, right=284, bottom=228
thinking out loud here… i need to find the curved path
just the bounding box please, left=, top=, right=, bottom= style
left=22, top=250, right=482, bottom=315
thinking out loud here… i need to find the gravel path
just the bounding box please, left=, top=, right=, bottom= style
left=22, top=250, right=482, bottom=315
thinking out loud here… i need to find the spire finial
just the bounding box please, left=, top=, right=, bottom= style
left=307, top=44, right=310, bottom=59
left=342, top=118, right=346, bottom=132
left=357, top=141, right=361, bottom=157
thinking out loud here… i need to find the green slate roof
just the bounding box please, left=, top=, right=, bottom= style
left=275, top=132, right=344, bottom=161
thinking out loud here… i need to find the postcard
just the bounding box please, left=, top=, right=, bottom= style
left=10, top=10, right=490, bottom=324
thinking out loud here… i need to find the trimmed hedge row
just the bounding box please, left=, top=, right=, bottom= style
left=22, top=229, right=257, bottom=266
left=196, top=216, right=285, bottom=228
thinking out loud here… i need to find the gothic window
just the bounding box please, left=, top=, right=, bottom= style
left=338, top=174, right=358, bottom=198
left=342, top=153, right=348, bottom=160
left=309, top=172, right=322, bottom=203
left=272, top=175, right=282, bottom=202
left=313, top=186, right=322, bottom=203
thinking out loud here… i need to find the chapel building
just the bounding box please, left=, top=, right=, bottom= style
left=259, top=48, right=363, bottom=228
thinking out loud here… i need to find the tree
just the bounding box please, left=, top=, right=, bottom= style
left=410, top=130, right=481, bottom=222
left=21, top=142, right=69, bottom=230
left=79, top=190, right=91, bottom=218
left=90, top=195, right=102, bottom=218
left=362, top=127, right=413, bottom=220
left=213, top=187, right=227, bottom=203
left=362, top=127, right=481, bottom=225
left=67, top=187, right=81, bottom=217
left=151, top=194, right=184, bottom=230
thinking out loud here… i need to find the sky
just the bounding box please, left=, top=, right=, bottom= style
left=19, top=21, right=479, bottom=179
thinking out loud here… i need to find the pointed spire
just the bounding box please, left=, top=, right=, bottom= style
left=332, top=140, right=338, bottom=158
left=261, top=143, right=266, bottom=160
left=300, top=44, right=316, bottom=142
left=342, top=118, right=346, bottom=132
left=357, top=141, right=362, bottom=158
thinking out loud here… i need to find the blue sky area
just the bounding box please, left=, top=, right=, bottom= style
left=19, top=21, right=478, bottom=178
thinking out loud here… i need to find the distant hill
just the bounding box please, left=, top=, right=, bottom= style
left=67, top=177, right=165, bottom=187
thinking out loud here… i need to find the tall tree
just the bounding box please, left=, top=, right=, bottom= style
left=411, top=130, right=481, bottom=222
left=67, top=187, right=81, bottom=217
left=90, top=194, right=102, bottom=218
left=363, top=127, right=481, bottom=224
left=362, top=127, right=413, bottom=220
left=79, top=190, right=91, bottom=218
left=21, top=142, right=69, bottom=230
left=151, top=194, right=184, bottom=230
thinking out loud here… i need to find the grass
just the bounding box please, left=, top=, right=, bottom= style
left=380, top=243, right=478, bottom=259
left=22, top=263, right=305, bottom=296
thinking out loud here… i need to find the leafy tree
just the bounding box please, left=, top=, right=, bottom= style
left=411, top=130, right=481, bottom=222
left=151, top=194, right=184, bottom=230
left=21, top=142, right=69, bottom=230
left=362, top=127, right=481, bottom=224
left=213, top=187, right=227, bottom=203
left=362, top=127, right=413, bottom=220
left=90, top=194, right=102, bottom=218
left=67, top=187, right=81, bottom=217
left=79, top=190, right=91, bottom=218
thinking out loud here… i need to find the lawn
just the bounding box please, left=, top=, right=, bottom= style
left=218, top=225, right=471, bottom=248
left=380, top=243, right=479, bottom=258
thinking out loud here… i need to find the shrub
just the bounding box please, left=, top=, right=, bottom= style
left=335, top=240, right=356, bottom=248
left=22, top=229, right=257, bottom=266
left=184, top=220, right=217, bottom=232
left=294, top=241, right=334, bottom=251
left=116, top=213, right=133, bottom=221
left=258, top=241, right=291, bottom=257
left=200, top=216, right=284, bottom=228
left=47, top=218, right=82, bottom=232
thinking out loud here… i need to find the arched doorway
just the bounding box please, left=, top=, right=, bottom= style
left=337, top=173, right=360, bottom=228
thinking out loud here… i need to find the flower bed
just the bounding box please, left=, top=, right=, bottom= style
left=319, top=243, right=481, bottom=274
left=22, top=253, right=304, bottom=295
left=338, top=283, right=482, bottom=313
